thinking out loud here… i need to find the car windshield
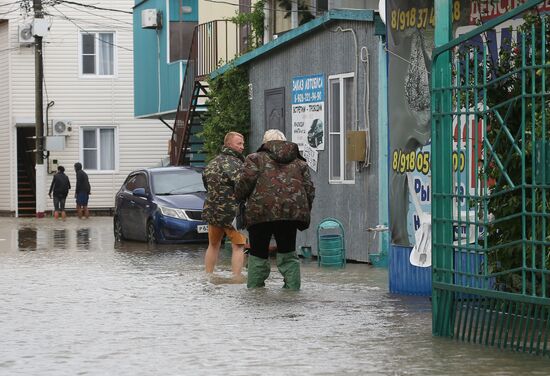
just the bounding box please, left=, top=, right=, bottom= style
left=152, top=169, right=206, bottom=195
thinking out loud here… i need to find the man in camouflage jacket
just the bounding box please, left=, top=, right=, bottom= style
left=235, top=129, right=315, bottom=290
left=202, top=132, right=247, bottom=279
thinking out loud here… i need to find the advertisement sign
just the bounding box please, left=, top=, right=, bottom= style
left=301, top=143, right=318, bottom=172
left=387, top=0, right=537, bottom=246
left=291, top=74, right=325, bottom=151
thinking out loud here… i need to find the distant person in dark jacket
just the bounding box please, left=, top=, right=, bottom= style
left=74, top=162, right=91, bottom=219
left=48, top=165, right=71, bottom=220
left=236, top=129, right=315, bottom=290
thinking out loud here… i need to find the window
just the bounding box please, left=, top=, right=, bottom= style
left=81, top=127, right=117, bottom=171
left=328, top=73, right=355, bottom=183
left=80, top=32, right=115, bottom=76
left=125, top=173, right=147, bottom=192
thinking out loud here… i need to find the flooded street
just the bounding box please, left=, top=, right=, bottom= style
left=1, top=217, right=549, bottom=375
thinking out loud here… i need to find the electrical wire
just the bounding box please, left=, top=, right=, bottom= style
left=51, top=5, right=132, bottom=52
left=53, top=2, right=133, bottom=26
left=50, top=0, right=132, bottom=15
left=44, top=12, right=133, bottom=31
left=0, top=6, right=22, bottom=15
left=0, top=0, right=22, bottom=8
left=361, top=45, right=371, bottom=168
left=204, top=0, right=316, bottom=14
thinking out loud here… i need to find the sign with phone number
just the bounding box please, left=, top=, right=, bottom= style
left=390, top=1, right=461, bottom=31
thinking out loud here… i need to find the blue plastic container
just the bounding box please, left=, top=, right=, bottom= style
left=389, top=245, right=431, bottom=296
left=453, top=249, right=495, bottom=290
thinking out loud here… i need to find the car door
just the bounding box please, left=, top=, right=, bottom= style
left=116, top=174, right=139, bottom=239
left=125, top=172, right=151, bottom=240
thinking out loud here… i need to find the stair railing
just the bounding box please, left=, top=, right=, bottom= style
left=170, top=19, right=245, bottom=165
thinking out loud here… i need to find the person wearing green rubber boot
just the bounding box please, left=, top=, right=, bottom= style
left=236, top=129, right=315, bottom=290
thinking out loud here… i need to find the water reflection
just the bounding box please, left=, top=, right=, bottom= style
left=76, top=228, right=90, bottom=250
left=3, top=217, right=550, bottom=375
left=17, top=227, right=37, bottom=251
left=53, top=229, right=67, bottom=250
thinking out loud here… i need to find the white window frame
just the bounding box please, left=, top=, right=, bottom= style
left=328, top=72, right=355, bottom=184
left=79, top=126, right=119, bottom=173
left=78, top=31, right=117, bottom=78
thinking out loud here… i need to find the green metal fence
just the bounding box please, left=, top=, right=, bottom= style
left=431, top=0, right=550, bottom=355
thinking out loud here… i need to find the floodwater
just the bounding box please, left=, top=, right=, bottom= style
left=0, top=217, right=549, bottom=376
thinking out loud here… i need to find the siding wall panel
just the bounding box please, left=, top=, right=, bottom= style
left=0, top=20, right=13, bottom=212
left=5, top=1, right=172, bottom=212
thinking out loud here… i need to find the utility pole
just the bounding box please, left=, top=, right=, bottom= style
left=33, top=0, right=47, bottom=218
left=34, top=0, right=44, bottom=166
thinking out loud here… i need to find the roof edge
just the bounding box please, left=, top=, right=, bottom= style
left=210, top=9, right=375, bottom=79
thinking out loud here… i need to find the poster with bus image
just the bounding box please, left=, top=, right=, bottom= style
left=291, top=74, right=325, bottom=151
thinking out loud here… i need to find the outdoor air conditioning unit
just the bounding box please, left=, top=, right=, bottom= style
left=18, top=23, right=33, bottom=44
left=141, top=9, right=161, bottom=29
left=52, top=120, right=73, bottom=136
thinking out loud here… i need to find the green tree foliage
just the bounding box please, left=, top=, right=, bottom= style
left=230, top=0, right=265, bottom=51
left=201, top=66, right=250, bottom=160
left=277, top=0, right=314, bottom=25
left=459, top=13, right=550, bottom=293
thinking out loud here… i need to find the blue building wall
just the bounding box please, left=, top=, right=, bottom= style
left=133, top=0, right=197, bottom=118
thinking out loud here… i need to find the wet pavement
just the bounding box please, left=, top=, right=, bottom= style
left=1, top=217, right=549, bottom=375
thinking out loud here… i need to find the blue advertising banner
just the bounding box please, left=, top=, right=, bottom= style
left=291, top=74, right=325, bottom=155
left=291, top=74, right=325, bottom=104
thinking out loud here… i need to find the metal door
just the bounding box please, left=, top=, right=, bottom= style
left=264, top=87, right=285, bottom=133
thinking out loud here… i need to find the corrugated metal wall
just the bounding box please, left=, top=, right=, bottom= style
left=248, top=19, right=380, bottom=262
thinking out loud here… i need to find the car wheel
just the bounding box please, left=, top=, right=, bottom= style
left=114, top=216, right=125, bottom=242
left=146, top=221, right=157, bottom=244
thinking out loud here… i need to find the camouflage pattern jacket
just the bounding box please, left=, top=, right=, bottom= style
left=201, top=146, right=245, bottom=227
left=235, top=140, right=315, bottom=229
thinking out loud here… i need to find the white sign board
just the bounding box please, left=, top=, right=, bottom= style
left=301, top=143, right=318, bottom=172
left=291, top=74, right=325, bottom=151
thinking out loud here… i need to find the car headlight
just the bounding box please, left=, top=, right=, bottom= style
left=158, top=205, right=190, bottom=220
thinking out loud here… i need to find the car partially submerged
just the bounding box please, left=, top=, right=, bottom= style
left=114, top=166, right=208, bottom=244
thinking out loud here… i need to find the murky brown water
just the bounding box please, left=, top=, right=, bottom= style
left=0, top=217, right=549, bottom=375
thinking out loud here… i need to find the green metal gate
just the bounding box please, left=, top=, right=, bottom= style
left=431, top=0, right=550, bottom=355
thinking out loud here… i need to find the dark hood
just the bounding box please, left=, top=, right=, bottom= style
left=257, top=140, right=304, bottom=164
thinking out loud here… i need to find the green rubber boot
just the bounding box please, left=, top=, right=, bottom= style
left=247, top=255, right=271, bottom=288
left=276, top=252, right=301, bottom=290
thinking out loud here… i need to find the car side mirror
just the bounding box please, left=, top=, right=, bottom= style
left=132, top=188, right=148, bottom=197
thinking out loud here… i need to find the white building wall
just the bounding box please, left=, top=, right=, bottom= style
left=199, top=0, right=239, bottom=24
left=0, top=20, right=13, bottom=212
left=5, top=1, right=172, bottom=213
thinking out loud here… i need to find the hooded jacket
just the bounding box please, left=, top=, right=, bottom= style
left=235, top=140, right=315, bottom=229
left=201, top=146, right=245, bottom=227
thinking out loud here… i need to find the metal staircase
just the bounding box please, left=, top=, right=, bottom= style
left=169, top=20, right=247, bottom=166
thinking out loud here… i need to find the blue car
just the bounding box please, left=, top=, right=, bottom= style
left=113, top=166, right=208, bottom=244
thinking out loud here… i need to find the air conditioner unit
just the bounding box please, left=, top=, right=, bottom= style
left=18, top=23, right=33, bottom=44
left=141, top=9, right=161, bottom=29
left=52, top=120, right=73, bottom=136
